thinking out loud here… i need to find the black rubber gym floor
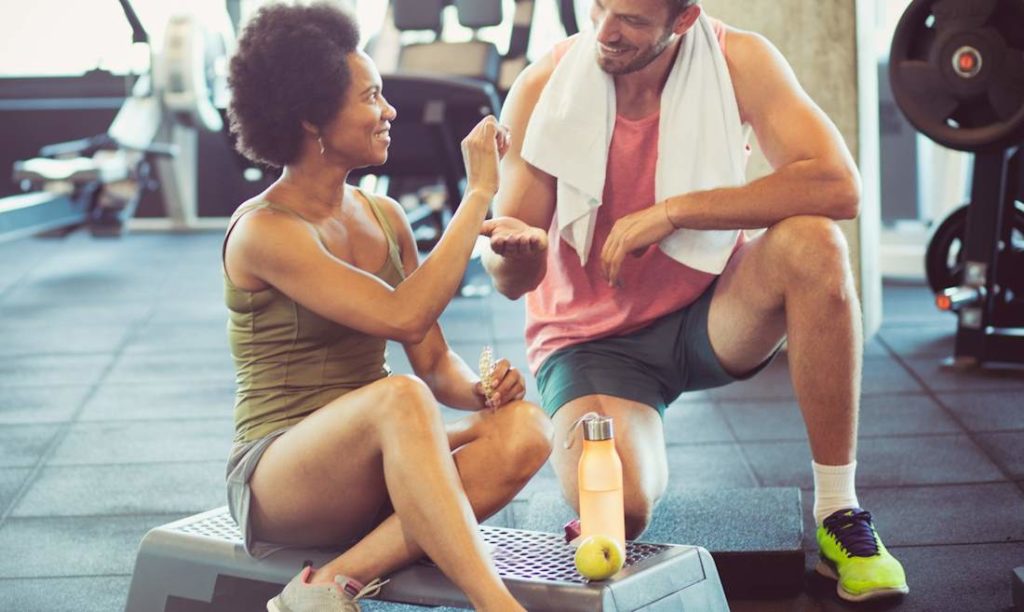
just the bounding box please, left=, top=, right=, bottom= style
left=0, top=231, right=1021, bottom=611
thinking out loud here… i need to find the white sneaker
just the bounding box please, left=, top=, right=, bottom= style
left=267, top=566, right=386, bottom=612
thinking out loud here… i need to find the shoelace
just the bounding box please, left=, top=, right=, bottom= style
left=823, top=508, right=880, bottom=557
left=338, top=577, right=389, bottom=611
left=351, top=577, right=387, bottom=600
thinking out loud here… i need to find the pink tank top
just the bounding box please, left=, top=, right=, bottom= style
left=525, top=19, right=739, bottom=374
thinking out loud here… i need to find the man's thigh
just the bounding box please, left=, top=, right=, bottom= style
left=707, top=233, right=789, bottom=376
left=550, top=395, right=668, bottom=510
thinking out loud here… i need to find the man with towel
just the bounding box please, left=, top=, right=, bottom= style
left=480, top=0, right=908, bottom=603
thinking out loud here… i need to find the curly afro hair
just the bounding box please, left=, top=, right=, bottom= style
left=228, top=2, right=361, bottom=168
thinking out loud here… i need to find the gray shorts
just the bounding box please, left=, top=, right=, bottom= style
left=225, top=427, right=291, bottom=558
left=535, top=280, right=779, bottom=417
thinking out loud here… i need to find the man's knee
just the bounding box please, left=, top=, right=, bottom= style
left=557, top=485, right=658, bottom=540
left=623, top=488, right=661, bottom=540
left=769, top=215, right=853, bottom=291
left=623, top=470, right=667, bottom=539
left=496, top=401, right=554, bottom=482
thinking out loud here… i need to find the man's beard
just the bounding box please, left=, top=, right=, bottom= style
left=597, top=31, right=675, bottom=75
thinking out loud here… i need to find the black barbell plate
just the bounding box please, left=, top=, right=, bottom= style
left=1000, top=1, right=1024, bottom=47
left=988, top=50, right=1024, bottom=120
left=890, top=0, right=1024, bottom=150
left=895, top=59, right=961, bottom=119
left=932, top=0, right=1000, bottom=30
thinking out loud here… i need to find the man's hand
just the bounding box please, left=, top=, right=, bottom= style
left=482, top=216, right=548, bottom=259
left=600, top=201, right=676, bottom=287
left=473, top=356, right=526, bottom=409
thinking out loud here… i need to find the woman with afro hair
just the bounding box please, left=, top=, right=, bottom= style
left=223, top=3, right=547, bottom=611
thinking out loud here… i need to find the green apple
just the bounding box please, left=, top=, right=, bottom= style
left=574, top=534, right=625, bottom=581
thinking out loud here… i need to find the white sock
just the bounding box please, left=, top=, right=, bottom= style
left=812, top=460, right=859, bottom=526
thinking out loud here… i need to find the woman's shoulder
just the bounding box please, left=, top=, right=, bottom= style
left=357, top=188, right=408, bottom=233
left=232, top=196, right=274, bottom=219
left=361, top=189, right=405, bottom=218
left=232, top=194, right=308, bottom=224
left=228, top=197, right=314, bottom=253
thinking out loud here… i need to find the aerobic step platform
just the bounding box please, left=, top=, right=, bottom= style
left=518, top=487, right=805, bottom=597
left=125, top=506, right=729, bottom=611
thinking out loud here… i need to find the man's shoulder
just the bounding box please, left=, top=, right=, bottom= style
left=503, top=49, right=558, bottom=115
left=717, top=28, right=801, bottom=125
left=719, top=28, right=782, bottom=72
left=518, top=50, right=558, bottom=93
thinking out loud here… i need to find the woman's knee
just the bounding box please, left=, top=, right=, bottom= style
left=377, top=374, right=439, bottom=423
left=495, top=401, right=554, bottom=481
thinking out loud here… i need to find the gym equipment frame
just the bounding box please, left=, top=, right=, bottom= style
left=889, top=0, right=1024, bottom=367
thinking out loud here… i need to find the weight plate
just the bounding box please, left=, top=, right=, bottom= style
left=890, top=0, right=1024, bottom=151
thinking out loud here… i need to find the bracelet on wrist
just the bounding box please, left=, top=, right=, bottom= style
left=663, top=200, right=680, bottom=230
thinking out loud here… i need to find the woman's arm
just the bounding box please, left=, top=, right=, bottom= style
left=225, top=117, right=508, bottom=344
left=405, top=328, right=527, bottom=411
left=382, top=197, right=526, bottom=410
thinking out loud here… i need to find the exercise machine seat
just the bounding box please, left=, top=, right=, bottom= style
left=399, top=40, right=502, bottom=85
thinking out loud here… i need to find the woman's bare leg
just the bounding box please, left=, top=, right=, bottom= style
left=249, top=375, right=542, bottom=611
left=315, top=400, right=553, bottom=582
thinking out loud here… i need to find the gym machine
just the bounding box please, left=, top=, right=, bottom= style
left=0, top=0, right=231, bottom=243
left=889, top=0, right=1024, bottom=366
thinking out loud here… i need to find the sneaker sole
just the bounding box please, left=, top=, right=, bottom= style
left=815, top=560, right=909, bottom=602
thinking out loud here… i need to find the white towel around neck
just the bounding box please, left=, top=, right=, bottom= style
left=520, top=14, right=747, bottom=272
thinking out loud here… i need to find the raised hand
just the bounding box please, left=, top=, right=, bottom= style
left=461, top=116, right=511, bottom=198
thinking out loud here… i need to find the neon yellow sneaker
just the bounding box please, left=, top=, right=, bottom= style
left=816, top=508, right=909, bottom=602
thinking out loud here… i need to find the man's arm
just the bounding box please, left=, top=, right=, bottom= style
left=480, top=55, right=558, bottom=300
left=599, top=29, right=861, bottom=285
left=665, top=29, right=861, bottom=230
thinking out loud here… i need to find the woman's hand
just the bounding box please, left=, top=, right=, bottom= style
left=474, top=356, right=526, bottom=410
left=462, top=115, right=511, bottom=198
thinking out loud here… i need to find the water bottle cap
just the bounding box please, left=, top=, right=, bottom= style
left=583, top=416, right=614, bottom=441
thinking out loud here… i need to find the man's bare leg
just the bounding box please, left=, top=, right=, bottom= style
left=707, top=215, right=860, bottom=466
left=708, top=215, right=908, bottom=601
left=549, top=395, right=669, bottom=539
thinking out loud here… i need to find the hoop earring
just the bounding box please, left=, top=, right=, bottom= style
left=318, top=136, right=326, bottom=157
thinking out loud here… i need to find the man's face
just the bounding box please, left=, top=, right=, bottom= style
left=589, top=0, right=679, bottom=75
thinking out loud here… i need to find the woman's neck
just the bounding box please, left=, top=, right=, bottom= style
left=276, top=159, right=352, bottom=220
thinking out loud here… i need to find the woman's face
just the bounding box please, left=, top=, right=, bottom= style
left=321, top=50, right=397, bottom=168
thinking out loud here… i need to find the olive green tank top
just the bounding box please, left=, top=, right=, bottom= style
left=224, top=190, right=405, bottom=443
